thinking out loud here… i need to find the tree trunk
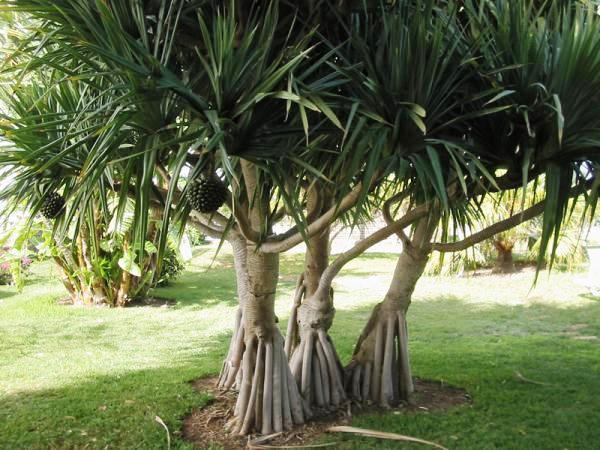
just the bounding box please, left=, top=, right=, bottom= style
left=218, top=233, right=249, bottom=391
left=53, top=256, right=82, bottom=304
left=285, top=223, right=346, bottom=414
left=345, top=213, right=437, bottom=407
left=228, top=247, right=304, bottom=435
left=227, top=161, right=304, bottom=435
left=79, top=224, right=111, bottom=306
left=492, top=239, right=516, bottom=273
left=115, top=270, right=132, bottom=307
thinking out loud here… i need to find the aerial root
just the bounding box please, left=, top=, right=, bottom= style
left=346, top=311, right=413, bottom=407
left=289, top=328, right=346, bottom=415
left=284, top=274, right=306, bottom=359
left=229, top=330, right=304, bottom=435
left=218, top=308, right=245, bottom=391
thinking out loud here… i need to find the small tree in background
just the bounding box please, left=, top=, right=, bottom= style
left=0, top=65, right=186, bottom=305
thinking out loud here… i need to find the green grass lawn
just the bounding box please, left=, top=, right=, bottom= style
left=1, top=246, right=599, bottom=449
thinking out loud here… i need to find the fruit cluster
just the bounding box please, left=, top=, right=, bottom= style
left=187, top=176, right=227, bottom=213
left=40, top=192, right=65, bottom=219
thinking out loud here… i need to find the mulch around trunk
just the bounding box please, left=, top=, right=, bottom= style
left=182, top=376, right=471, bottom=449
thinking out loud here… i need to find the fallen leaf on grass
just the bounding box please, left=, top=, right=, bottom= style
left=327, top=426, right=449, bottom=450
left=247, top=432, right=337, bottom=449
left=155, top=415, right=171, bottom=450
left=514, top=371, right=555, bottom=386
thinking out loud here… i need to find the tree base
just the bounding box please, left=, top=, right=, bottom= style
left=184, top=375, right=470, bottom=448
left=346, top=307, right=413, bottom=407
left=289, top=328, right=346, bottom=415
left=226, top=329, right=304, bottom=435
left=492, top=246, right=516, bottom=274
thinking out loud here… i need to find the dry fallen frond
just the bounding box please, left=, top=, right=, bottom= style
left=514, top=371, right=555, bottom=386
left=154, top=415, right=171, bottom=450
left=327, top=425, right=449, bottom=450
left=247, top=432, right=337, bottom=449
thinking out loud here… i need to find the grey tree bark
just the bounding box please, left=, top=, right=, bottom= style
left=345, top=212, right=438, bottom=407
left=217, top=232, right=250, bottom=391
left=225, top=161, right=304, bottom=435
left=284, top=225, right=347, bottom=415
left=284, top=188, right=346, bottom=414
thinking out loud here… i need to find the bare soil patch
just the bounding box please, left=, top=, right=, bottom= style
left=56, top=296, right=176, bottom=307
left=182, top=376, right=470, bottom=449
left=125, top=296, right=176, bottom=308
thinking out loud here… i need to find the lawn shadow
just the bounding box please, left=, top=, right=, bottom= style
left=0, top=328, right=233, bottom=450
left=0, top=289, right=16, bottom=300
left=579, top=293, right=600, bottom=302
left=0, top=365, right=211, bottom=449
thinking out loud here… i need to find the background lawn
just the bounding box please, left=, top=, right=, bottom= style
left=1, top=246, right=599, bottom=449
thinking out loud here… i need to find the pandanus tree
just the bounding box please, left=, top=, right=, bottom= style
left=0, top=71, right=179, bottom=305
left=282, top=0, right=468, bottom=410
left=330, top=2, right=469, bottom=406
left=160, top=5, right=371, bottom=433
left=279, top=0, right=486, bottom=413
left=2, top=0, right=600, bottom=437
left=279, top=0, right=499, bottom=407
left=344, top=0, right=600, bottom=407
left=0, top=0, right=362, bottom=434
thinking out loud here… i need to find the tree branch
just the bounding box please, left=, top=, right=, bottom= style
left=188, top=211, right=225, bottom=239
left=315, top=203, right=431, bottom=294
left=430, top=200, right=545, bottom=253
left=270, top=205, right=287, bottom=224
left=156, top=162, right=170, bottom=186
left=382, top=191, right=410, bottom=245
left=260, top=173, right=380, bottom=254
left=225, top=190, right=261, bottom=243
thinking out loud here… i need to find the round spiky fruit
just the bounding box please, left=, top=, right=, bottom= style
left=40, top=192, right=65, bottom=219
left=187, top=176, right=227, bottom=213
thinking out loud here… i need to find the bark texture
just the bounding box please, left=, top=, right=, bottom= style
left=288, top=305, right=346, bottom=414
left=218, top=233, right=249, bottom=391
left=346, top=213, right=437, bottom=407
left=226, top=161, right=304, bottom=435
left=285, top=210, right=346, bottom=414
left=227, top=246, right=304, bottom=435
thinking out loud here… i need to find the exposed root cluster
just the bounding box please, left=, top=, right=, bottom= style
left=227, top=330, right=305, bottom=435
left=346, top=310, right=413, bottom=407
left=218, top=308, right=244, bottom=391
left=289, top=328, right=346, bottom=415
